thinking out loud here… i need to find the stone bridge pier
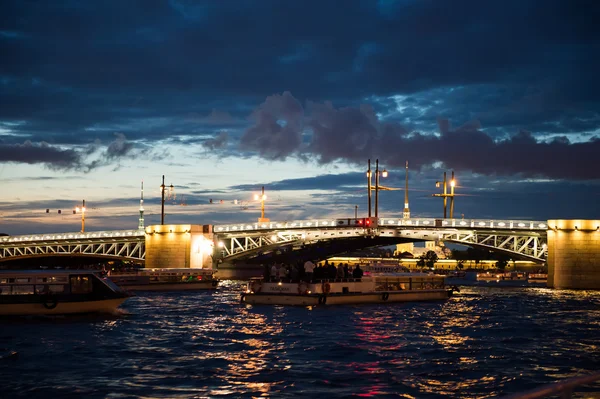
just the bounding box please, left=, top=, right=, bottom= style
left=144, top=224, right=214, bottom=270
left=547, top=219, right=600, bottom=290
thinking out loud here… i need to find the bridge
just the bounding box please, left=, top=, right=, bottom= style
left=0, top=217, right=548, bottom=264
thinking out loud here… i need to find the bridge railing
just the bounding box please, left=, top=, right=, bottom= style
left=0, top=230, right=145, bottom=244
left=213, top=218, right=548, bottom=233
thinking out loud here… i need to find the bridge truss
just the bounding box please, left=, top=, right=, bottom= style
left=214, top=218, right=548, bottom=263
left=0, top=230, right=145, bottom=262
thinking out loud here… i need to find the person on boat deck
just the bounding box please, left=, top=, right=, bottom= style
left=304, top=259, right=315, bottom=282
left=289, top=264, right=299, bottom=282
left=278, top=264, right=288, bottom=281
left=343, top=264, right=350, bottom=278
left=313, top=263, right=323, bottom=281
left=352, top=265, right=364, bottom=279
left=336, top=263, right=345, bottom=279
left=326, top=262, right=336, bottom=279
left=270, top=263, right=278, bottom=282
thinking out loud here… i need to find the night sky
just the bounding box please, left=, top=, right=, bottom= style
left=1, top=0, right=599, bottom=235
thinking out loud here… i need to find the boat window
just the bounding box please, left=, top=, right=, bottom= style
left=70, top=275, right=93, bottom=294
left=12, top=285, right=35, bottom=295
left=36, top=276, right=68, bottom=284
left=35, top=285, right=65, bottom=294
left=15, top=278, right=31, bottom=283
left=0, top=285, right=10, bottom=295
left=0, top=278, right=7, bottom=284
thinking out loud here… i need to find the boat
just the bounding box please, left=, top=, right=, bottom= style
left=0, top=270, right=130, bottom=316
left=527, top=273, right=548, bottom=284
left=107, top=268, right=219, bottom=291
left=241, top=273, right=454, bottom=306
left=476, top=271, right=527, bottom=282
left=446, top=270, right=467, bottom=279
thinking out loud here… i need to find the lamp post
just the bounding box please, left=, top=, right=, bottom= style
left=254, top=186, right=269, bottom=223
left=160, top=175, right=175, bottom=225
left=74, top=199, right=86, bottom=233
left=367, top=159, right=388, bottom=218
left=433, top=171, right=456, bottom=218
left=367, top=159, right=372, bottom=218
left=374, top=159, right=388, bottom=218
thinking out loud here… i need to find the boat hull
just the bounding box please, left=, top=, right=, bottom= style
left=0, top=297, right=127, bottom=316
left=118, top=281, right=218, bottom=291
left=242, top=289, right=452, bottom=306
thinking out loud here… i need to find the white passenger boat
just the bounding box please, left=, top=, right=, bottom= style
left=0, top=270, right=130, bottom=316
left=241, top=273, right=454, bottom=306
left=108, top=268, right=218, bottom=291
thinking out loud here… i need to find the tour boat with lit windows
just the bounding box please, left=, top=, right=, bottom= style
left=107, top=268, right=218, bottom=291
left=241, top=273, right=455, bottom=306
left=477, top=271, right=528, bottom=282
left=527, top=273, right=548, bottom=284
left=0, top=270, right=130, bottom=316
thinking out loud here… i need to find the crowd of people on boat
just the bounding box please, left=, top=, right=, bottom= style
left=264, top=260, right=363, bottom=283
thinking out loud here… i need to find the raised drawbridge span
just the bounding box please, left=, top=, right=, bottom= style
left=0, top=217, right=548, bottom=264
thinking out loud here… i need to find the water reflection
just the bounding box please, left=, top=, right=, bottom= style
left=0, top=284, right=599, bottom=398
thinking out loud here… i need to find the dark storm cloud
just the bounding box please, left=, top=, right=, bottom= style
left=240, top=92, right=304, bottom=160
left=203, top=131, right=229, bottom=150
left=240, top=92, right=600, bottom=180
left=0, top=133, right=148, bottom=171
left=1, top=0, right=599, bottom=169
left=0, top=140, right=83, bottom=169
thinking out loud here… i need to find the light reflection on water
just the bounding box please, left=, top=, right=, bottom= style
left=0, top=282, right=599, bottom=398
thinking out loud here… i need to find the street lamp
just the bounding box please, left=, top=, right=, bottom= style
left=160, top=175, right=175, bottom=225
left=367, top=159, right=388, bottom=218
left=254, top=186, right=269, bottom=223
left=433, top=171, right=456, bottom=218
left=374, top=159, right=388, bottom=218
left=74, top=199, right=86, bottom=233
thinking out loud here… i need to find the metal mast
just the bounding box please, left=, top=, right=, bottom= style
left=138, top=180, right=145, bottom=231
left=403, top=161, right=410, bottom=219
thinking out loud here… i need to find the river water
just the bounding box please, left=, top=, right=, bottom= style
left=1, top=281, right=599, bottom=398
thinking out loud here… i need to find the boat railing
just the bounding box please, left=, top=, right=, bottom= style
left=498, top=372, right=600, bottom=399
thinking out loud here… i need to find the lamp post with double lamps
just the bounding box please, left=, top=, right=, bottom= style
left=367, top=159, right=388, bottom=218
left=160, top=175, right=175, bottom=225
left=433, top=171, right=456, bottom=218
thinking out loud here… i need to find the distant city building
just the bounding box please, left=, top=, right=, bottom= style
left=395, top=240, right=448, bottom=259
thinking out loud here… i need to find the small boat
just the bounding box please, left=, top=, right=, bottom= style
left=108, top=268, right=219, bottom=291
left=447, top=270, right=467, bottom=279
left=241, top=273, right=454, bottom=306
left=527, top=273, right=548, bottom=284
left=0, top=270, right=130, bottom=316
left=477, top=271, right=527, bottom=282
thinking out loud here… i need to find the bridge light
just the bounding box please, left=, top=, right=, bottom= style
left=217, top=241, right=224, bottom=247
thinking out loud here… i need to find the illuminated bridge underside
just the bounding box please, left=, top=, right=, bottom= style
left=214, top=218, right=548, bottom=262
left=0, top=230, right=145, bottom=262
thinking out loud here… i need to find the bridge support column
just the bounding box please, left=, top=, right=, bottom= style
left=145, top=224, right=214, bottom=269
left=547, top=219, right=600, bottom=290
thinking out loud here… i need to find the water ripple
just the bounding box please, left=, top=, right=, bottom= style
left=0, top=284, right=599, bottom=398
